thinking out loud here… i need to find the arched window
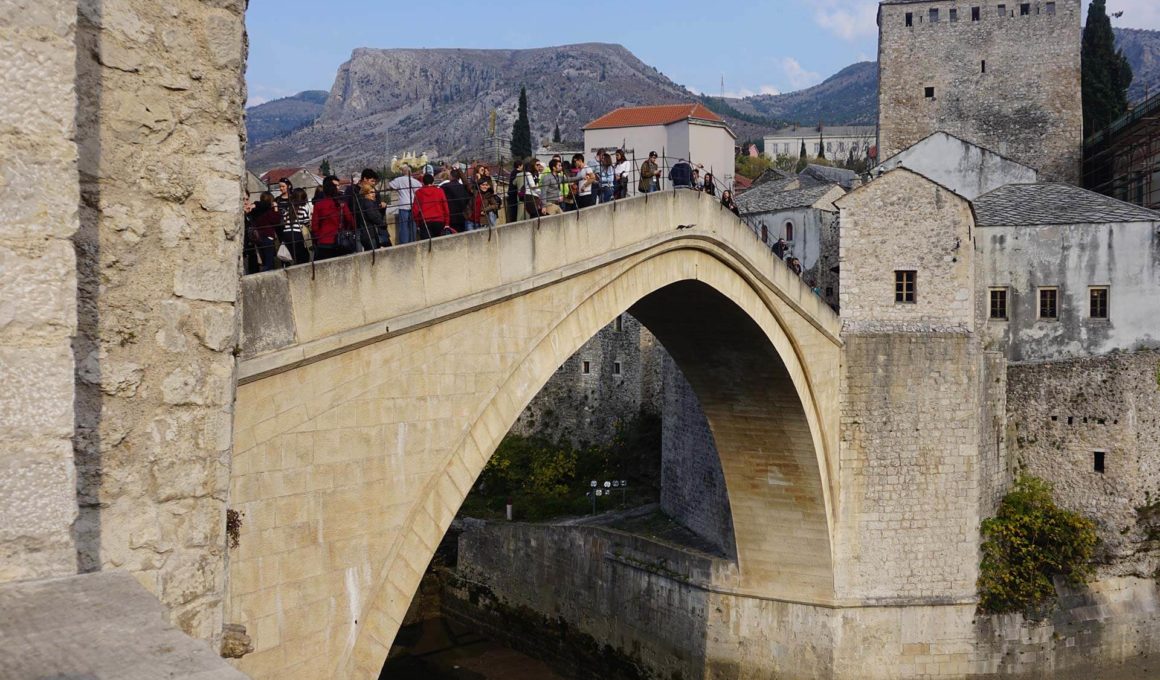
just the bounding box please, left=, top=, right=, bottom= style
left=761, top=224, right=768, bottom=243
left=785, top=221, right=794, bottom=242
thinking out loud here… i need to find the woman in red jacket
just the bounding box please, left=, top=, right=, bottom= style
left=412, top=173, right=450, bottom=239
left=310, top=176, right=355, bottom=260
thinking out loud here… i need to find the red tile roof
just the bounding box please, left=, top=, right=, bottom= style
left=583, top=103, right=725, bottom=130
left=259, top=167, right=306, bottom=183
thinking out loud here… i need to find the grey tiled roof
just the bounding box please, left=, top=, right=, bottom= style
left=801, top=164, right=858, bottom=189
left=973, top=183, right=1160, bottom=226
left=737, top=182, right=843, bottom=215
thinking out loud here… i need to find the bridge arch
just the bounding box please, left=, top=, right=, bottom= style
left=228, top=194, right=841, bottom=679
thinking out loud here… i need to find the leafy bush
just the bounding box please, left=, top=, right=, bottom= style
left=978, top=476, right=1097, bottom=614
left=735, top=154, right=772, bottom=180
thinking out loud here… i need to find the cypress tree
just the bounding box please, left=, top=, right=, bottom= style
left=319, top=159, right=332, bottom=176
left=553, top=123, right=561, bottom=143
left=510, top=86, right=533, bottom=160
left=1082, top=0, right=1133, bottom=136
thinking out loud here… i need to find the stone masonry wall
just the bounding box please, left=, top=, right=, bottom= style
left=510, top=313, right=661, bottom=447
left=1007, top=350, right=1160, bottom=579
left=659, top=352, right=736, bottom=557
left=0, top=0, right=82, bottom=583
left=877, top=0, right=1083, bottom=183
left=72, top=1, right=246, bottom=643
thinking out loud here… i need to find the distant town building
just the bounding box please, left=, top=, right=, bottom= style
left=1083, top=91, right=1160, bottom=210
left=257, top=167, right=323, bottom=195
left=582, top=103, right=736, bottom=191
left=876, top=0, right=1083, bottom=184
left=763, top=125, right=875, bottom=162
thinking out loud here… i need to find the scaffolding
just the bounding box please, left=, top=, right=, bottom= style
left=1083, top=92, right=1160, bottom=210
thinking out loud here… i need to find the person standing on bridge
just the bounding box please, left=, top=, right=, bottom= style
left=669, top=158, right=693, bottom=188
left=389, top=164, right=421, bottom=245
left=638, top=151, right=660, bottom=194
left=310, top=176, right=356, bottom=261
left=413, top=173, right=450, bottom=239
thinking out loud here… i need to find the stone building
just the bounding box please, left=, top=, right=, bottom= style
left=874, top=131, right=1038, bottom=199
left=876, top=0, right=1083, bottom=183
left=736, top=182, right=845, bottom=306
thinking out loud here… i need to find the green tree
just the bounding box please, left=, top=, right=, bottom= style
left=510, top=86, right=533, bottom=160
left=553, top=123, right=561, bottom=143
left=319, top=159, right=332, bottom=176
left=795, top=141, right=808, bottom=173
left=734, top=154, right=772, bottom=180
left=977, top=476, right=1097, bottom=614
left=1082, top=0, right=1133, bottom=136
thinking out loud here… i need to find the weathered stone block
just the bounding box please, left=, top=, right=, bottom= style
left=0, top=346, right=74, bottom=439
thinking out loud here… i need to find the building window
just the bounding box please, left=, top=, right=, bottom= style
left=814, top=143, right=820, bottom=154
left=782, top=143, right=790, bottom=154
left=582, top=360, right=591, bottom=374
left=949, top=8, right=958, bottom=22
left=838, top=142, right=846, bottom=153
left=1046, top=2, right=1056, bottom=14
left=925, top=86, right=935, bottom=99
left=761, top=224, right=768, bottom=243
left=1089, top=287, right=1109, bottom=319
left=826, top=142, right=833, bottom=154
left=929, top=8, right=939, bottom=22
left=981, top=59, right=987, bottom=73
left=906, top=11, right=913, bottom=26
left=613, top=361, right=622, bottom=376
left=1038, top=287, right=1058, bottom=320
left=997, top=4, right=1006, bottom=17
left=895, top=270, right=916, bottom=304
left=971, top=6, right=981, bottom=20
left=989, top=288, right=1008, bottom=320
left=1093, top=450, right=1106, bottom=474
left=784, top=221, right=794, bottom=241
left=614, top=314, right=624, bottom=332
left=1020, top=3, right=1030, bottom=15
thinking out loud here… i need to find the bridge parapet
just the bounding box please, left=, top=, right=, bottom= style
left=239, top=189, right=839, bottom=381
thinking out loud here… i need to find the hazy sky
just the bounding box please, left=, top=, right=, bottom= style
left=245, top=0, right=1160, bottom=107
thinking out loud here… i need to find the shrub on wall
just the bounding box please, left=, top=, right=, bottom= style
left=978, top=475, right=1097, bottom=614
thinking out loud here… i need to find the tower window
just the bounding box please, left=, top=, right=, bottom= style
left=1038, top=287, right=1058, bottom=320
left=949, top=8, right=958, bottom=22
left=1046, top=2, right=1056, bottom=14
left=929, top=8, right=939, bottom=23
left=1089, top=287, right=1109, bottom=319
left=981, top=60, right=987, bottom=73
left=971, top=6, right=981, bottom=20
left=615, top=314, right=624, bottom=332
left=895, top=270, right=916, bottom=304
left=989, top=288, right=1008, bottom=320
left=1093, top=451, right=1106, bottom=474
left=997, top=4, right=1006, bottom=17
left=906, top=12, right=913, bottom=26
left=1020, top=3, right=1030, bottom=15
left=582, top=360, right=591, bottom=374
left=925, top=86, right=936, bottom=99
left=761, top=223, right=768, bottom=243
left=613, top=361, right=622, bottom=376
left=784, top=221, right=794, bottom=241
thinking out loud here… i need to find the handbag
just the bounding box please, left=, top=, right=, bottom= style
left=276, top=243, right=293, bottom=263
left=335, top=228, right=359, bottom=254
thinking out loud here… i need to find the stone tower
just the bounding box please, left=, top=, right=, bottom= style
left=876, top=0, right=1082, bottom=183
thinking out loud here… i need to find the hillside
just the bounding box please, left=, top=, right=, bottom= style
left=725, top=62, right=878, bottom=128
left=245, top=90, right=328, bottom=146
left=246, top=43, right=776, bottom=173
left=245, top=29, right=1160, bottom=173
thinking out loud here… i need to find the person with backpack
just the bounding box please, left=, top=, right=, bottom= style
left=413, top=173, right=450, bottom=238
left=669, top=158, right=694, bottom=188
left=310, top=175, right=356, bottom=261
left=441, top=168, right=471, bottom=233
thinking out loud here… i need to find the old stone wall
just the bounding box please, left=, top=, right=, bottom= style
left=451, top=520, right=1160, bottom=678
left=509, top=313, right=661, bottom=447
left=659, top=353, right=735, bottom=557
left=72, top=0, right=246, bottom=642
left=877, top=0, right=1083, bottom=183
left=1007, top=350, right=1160, bottom=578
left=0, top=0, right=82, bottom=583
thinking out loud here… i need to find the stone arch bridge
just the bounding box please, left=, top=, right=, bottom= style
left=229, top=190, right=843, bottom=678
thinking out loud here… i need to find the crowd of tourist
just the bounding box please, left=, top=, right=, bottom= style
left=243, top=150, right=741, bottom=274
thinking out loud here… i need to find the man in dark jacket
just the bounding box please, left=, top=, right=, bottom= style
left=441, top=169, right=471, bottom=233
left=350, top=168, right=389, bottom=249
left=669, top=159, right=693, bottom=188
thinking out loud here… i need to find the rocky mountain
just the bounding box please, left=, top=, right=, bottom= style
left=245, top=90, right=328, bottom=147
left=245, top=29, right=1160, bottom=173
left=722, top=62, right=879, bottom=128
left=1116, top=27, right=1160, bottom=103
left=246, top=43, right=776, bottom=174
